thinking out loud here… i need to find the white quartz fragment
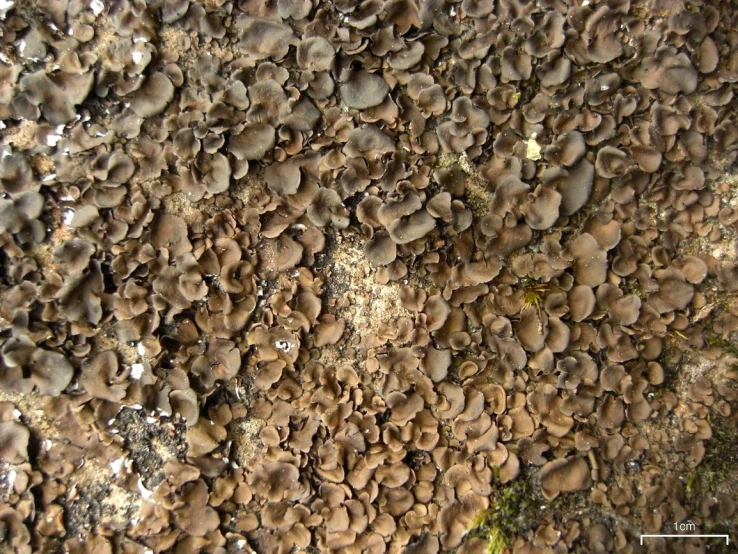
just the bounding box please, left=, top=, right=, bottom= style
left=525, top=132, right=542, bottom=161
left=46, top=133, right=62, bottom=147
left=0, top=0, right=13, bottom=20
left=137, top=479, right=152, bottom=499
left=275, top=339, right=292, bottom=352
left=110, top=458, right=124, bottom=476
left=62, top=209, right=74, bottom=225
left=130, top=363, right=145, bottom=380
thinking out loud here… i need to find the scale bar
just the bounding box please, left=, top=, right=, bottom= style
left=640, top=534, right=729, bottom=545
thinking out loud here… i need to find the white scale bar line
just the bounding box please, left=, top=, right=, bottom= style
left=640, top=535, right=729, bottom=545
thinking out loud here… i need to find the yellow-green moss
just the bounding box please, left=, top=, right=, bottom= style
left=466, top=468, right=595, bottom=553
left=686, top=415, right=738, bottom=496
left=484, top=527, right=507, bottom=554
left=466, top=470, right=536, bottom=553
left=682, top=413, right=738, bottom=554
left=704, top=334, right=738, bottom=357
left=522, top=284, right=548, bottom=311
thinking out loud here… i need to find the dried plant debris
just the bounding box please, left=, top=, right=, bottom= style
left=0, top=0, right=737, bottom=553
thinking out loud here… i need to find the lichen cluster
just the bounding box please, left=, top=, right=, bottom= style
left=0, top=0, right=737, bottom=553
